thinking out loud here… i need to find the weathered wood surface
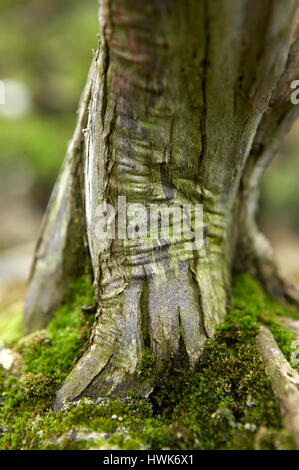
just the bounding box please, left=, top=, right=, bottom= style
left=256, top=326, right=299, bottom=449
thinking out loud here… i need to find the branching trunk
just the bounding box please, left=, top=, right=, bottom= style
left=236, top=35, right=299, bottom=305
left=23, top=0, right=299, bottom=409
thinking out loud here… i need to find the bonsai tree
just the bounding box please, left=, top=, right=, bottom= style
left=24, top=0, right=299, bottom=410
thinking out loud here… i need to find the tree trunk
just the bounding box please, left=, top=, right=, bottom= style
left=24, top=0, right=299, bottom=409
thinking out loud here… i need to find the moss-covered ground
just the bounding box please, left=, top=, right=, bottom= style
left=0, top=273, right=298, bottom=450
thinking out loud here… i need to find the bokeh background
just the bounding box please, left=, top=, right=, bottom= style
left=0, top=0, right=298, bottom=340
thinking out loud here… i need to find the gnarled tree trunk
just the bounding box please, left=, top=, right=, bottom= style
left=24, top=0, right=299, bottom=409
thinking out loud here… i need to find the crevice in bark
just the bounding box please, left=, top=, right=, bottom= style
left=198, top=0, right=209, bottom=178
left=189, top=259, right=209, bottom=341
left=139, top=273, right=151, bottom=350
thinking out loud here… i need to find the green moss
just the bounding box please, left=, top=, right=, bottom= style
left=0, top=273, right=298, bottom=450
left=253, top=426, right=295, bottom=450
left=17, top=275, right=94, bottom=386
left=0, top=303, right=23, bottom=345
left=0, top=274, right=94, bottom=449
left=231, top=273, right=299, bottom=372
left=137, top=348, right=154, bottom=381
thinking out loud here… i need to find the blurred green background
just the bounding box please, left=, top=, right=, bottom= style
left=0, top=0, right=98, bottom=205
left=261, top=123, right=299, bottom=232
left=0, top=0, right=298, bottom=290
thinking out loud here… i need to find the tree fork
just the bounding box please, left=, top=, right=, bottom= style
left=23, top=0, right=299, bottom=408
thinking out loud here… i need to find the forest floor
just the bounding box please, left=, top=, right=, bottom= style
left=0, top=270, right=299, bottom=450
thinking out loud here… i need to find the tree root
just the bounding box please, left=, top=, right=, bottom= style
left=279, top=317, right=299, bottom=339
left=238, top=228, right=299, bottom=308
left=256, top=325, right=299, bottom=449
left=23, top=58, right=95, bottom=333
left=53, top=256, right=227, bottom=410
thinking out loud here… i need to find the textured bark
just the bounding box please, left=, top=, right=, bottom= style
left=256, top=326, right=299, bottom=449
left=24, top=60, right=95, bottom=332
left=23, top=0, right=299, bottom=408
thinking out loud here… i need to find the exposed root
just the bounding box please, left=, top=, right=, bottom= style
left=279, top=317, right=299, bottom=339
left=256, top=325, right=299, bottom=449
left=54, top=257, right=227, bottom=410
left=257, top=264, right=299, bottom=308
left=239, top=228, right=299, bottom=308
